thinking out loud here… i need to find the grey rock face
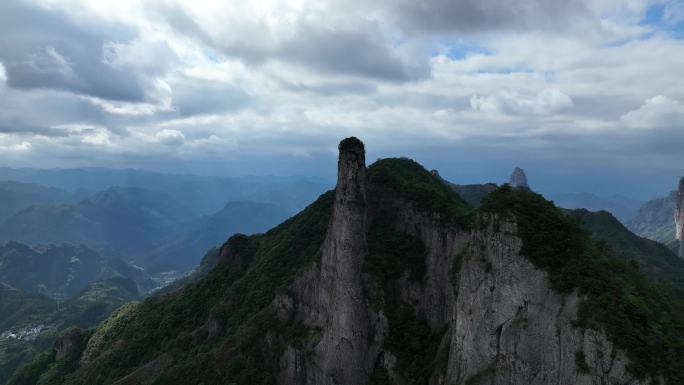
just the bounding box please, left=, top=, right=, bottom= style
left=676, top=178, right=684, bottom=258
left=273, top=139, right=647, bottom=385
left=509, top=167, right=529, bottom=188
left=627, top=191, right=677, bottom=242
left=315, top=137, right=370, bottom=385
left=446, top=215, right=646, bottom=385
left=276, top=137, right=371, bottom=385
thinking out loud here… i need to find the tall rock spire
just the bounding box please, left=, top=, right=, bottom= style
left=509, top=167, right=529, bottom=189
left=317, top=137, right=370, bottom=385
left=676, top=177, right=684, bottom=258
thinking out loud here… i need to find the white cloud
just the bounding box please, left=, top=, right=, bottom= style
left=470, top=89, right=574, bottom=115
left=81, top=127, right=112, bottom=145
left=0, top=134, right=32, bottom=152
left=620, top=95, right=684, bottom=129
left=0, top=62, right=6, bottom=83
left=102, top=36, right=177, bottom=75
left=155, top=129, right=185, bottom=146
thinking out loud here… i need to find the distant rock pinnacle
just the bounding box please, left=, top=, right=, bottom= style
left=509, top=167, right=529, bottom=188
left=676, top=177, right=684, bottom=258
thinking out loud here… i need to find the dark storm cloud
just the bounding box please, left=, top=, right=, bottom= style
left=169, top=79, right=251, bottom=116
left=0, top=0, right=169, bottom=102
left=373, top=0, right=592, bottom=35
left=0, top=121, right=67, bottom=137
left=275, top=21, right=427, bottom=81
left=280, top=80, right=378, bottom=96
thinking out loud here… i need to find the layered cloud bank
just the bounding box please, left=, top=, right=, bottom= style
left=0, top=0, right=683, bottom=197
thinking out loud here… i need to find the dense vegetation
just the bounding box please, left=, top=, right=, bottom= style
left=570, top=208, right=684, bottom=291
left=9, top=191, right=335, bottom=385
left=8, top=328, right=93, bottom=385
left=448, top=183, right=498, bottom=207
left=364, top=216, right=446, bottom=385
left=364, top=216, right=427, bottom=284
left=339, top=136, right=364, bottom=152
left=367, top=158, right=474, bottom=226
left=480, top=185, right=684, bottom=383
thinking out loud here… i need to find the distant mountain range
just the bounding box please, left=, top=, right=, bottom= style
left=142, top=201, right=291, bottom=273
left=0, top=167, right=331, bottom=215
left=447, top=171, right=644, bottom=225
left=0, top=242, right=152, bottom=299
left=546, top=192, right=643, bottom=224
left=0, top=181, right=89, bottom=223
left=0, top=167, right=330, bottom=275
left=0, top=187, right=191, bottom=260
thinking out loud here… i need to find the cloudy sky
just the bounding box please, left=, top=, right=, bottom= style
left=0, top=0, right=683, bottom=198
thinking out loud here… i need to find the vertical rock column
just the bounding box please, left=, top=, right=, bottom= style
left=317, top=137, right=370, bottom=385
left=676, top=177, right=684, bottom=258
left=508, top=167, right=529, bottom=189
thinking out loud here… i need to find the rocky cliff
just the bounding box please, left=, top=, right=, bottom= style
left=447, top=215, right=639, bottom=385
left=508, top=167, right=529, bottom=189
left=676, top=178, right=684, bottom=258
left=276, top=137, right=371, bottom=384
left=275, top=141, right=652, bottom=385
left=10, top=138, right=683, bottom=385
left=627, top=191, right=679, bottom=254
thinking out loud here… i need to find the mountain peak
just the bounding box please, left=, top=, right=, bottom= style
left=336, top=137, right=366, bottom=206
left=508, top=167, right=529, bottom=188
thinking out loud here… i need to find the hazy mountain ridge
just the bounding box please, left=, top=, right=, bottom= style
left=11, top=139, right=683, bottom=385
left=0, top=169, right=328, bottom=274
left=0, top=167, right=330, bottom=215
left=0, top=182, right=89, bottom=223
left=0, top=242, right=152, bottom=298
left=547, top=192, right=642, bottom=223
left=142, top=201, right=291, bottom=273
left=0, top=187, right=186, bottom=259
left=0, top=189, right=296, bottom=274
